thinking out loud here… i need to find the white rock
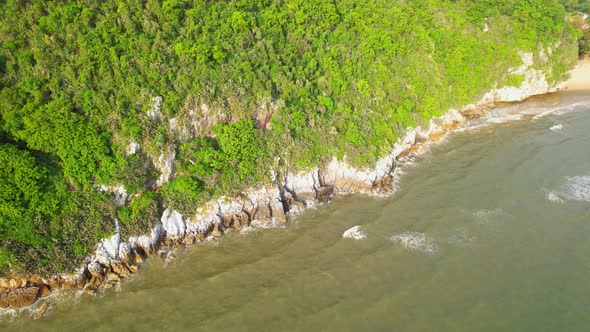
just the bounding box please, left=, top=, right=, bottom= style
left=126, top=141, right=140, bottom=156
left=147, top=96, right=163, bottom=120
left=342, top=225, right=367, bottom=240
left=169, top=117, right=177, bottom=133
left=97, top=233, right=120, bottom=264
left=153, top=146, right=176, bottom=188
left=129, top=223, right=163, bottom=252
left=95, top=184, right=128, bottom=206
left=161, top=208, right=186, bottom=238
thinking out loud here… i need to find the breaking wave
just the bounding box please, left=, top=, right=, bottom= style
left=545, top=191, right=565, bottom=204
left=389, top=232, right=438, bottom=253
left=559, top=176, right=590, bottom=202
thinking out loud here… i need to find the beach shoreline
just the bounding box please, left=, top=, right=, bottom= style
left=563, top=58, right=590, bottom=91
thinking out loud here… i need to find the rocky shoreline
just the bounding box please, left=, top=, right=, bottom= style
left=0, top=53, right=576, bottom=319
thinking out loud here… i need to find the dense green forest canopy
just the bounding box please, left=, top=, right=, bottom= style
left=559, top=0, right=590, bottom=13
left=0, top=0, right=580, bottom=275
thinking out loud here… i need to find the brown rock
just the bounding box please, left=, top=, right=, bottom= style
left=254, top=202, right=272, bottom=220
left=270, top=202, right=287, bottom=223
left=232, top=211, right=250, bottom=229
left=211, top=223, right=223, bottom=237
left=60, top=281, right=75, bottom=290
left=316, top=185, right=334, bottom=201
left=110, top=262, right=129, bottom=279
left=106, top=273, right=120, bottom=283
left=428, top=128, right=446, bottom=142
left=9, top=278, right=19, bottom=288
left=410, top=144, right=427, bottom=155
left=83, top=288, right=96, bottom=297
left=0, top=278, right=9, bottom=289
left=33, top=302, right=50, bottom=319
left=219, top=214, right=233, bottom=229
left=396, top=146, right=411, bottom=159
left=47, top=277, right=62, bottom=290
left=25, top=275, right=45, bottom=287
left=37, top=285, right=51, bottom=298
left=134, top=254, right=143, bottom=265
left=0, top=287, right=39, bottom=308
left=291, top=199, right=306, bottom=210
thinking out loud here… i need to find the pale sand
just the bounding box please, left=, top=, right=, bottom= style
left=563, top=58, right=590, bottom=91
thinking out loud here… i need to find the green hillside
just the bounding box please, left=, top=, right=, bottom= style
left=0, top=0, right=580, bottom=275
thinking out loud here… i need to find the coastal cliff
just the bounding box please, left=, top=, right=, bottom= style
left=0, top=51, right=582, bottom=317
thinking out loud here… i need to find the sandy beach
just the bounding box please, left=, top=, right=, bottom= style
left=563, top=58, right=590, bottom=91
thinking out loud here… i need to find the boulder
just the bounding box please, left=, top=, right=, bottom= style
left=161, top=208, right=186, bottom=239
left=0, top=287, right=39, bottom=308
left=210, top=223, right=223, bottom=237
left=232, top=211, right=250, bottom=229
left=269, top=201, right=287, bottom=223
left=428, top=127, right=446, bottom=142
left=342, top=225, right=367, bottom=240
left=37, top=285, right=51, bottom=298
left=316, top=185, right=334, bottom=201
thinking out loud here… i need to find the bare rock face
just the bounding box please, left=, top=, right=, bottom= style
left=442, top=109, right=466, bottom=131
left=428, top=127, right=446, bottom=142
left=153, top=146, right=176, bottom=188
left=316, top=185, right=335, bottom=201
left=210, top=223, right=223, bottom=237
left=161, top=208, right=186, bottom=239
left=0, top=287, right=39, bottom=308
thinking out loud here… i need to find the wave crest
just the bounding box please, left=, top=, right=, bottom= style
left=389, top=232, right=438, bottom=253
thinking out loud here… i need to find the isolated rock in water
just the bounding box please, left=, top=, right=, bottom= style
left=342, top=225, right=367, bottom=240
left=549, top=124, right=563, bottom=131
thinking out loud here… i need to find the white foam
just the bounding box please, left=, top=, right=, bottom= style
left=454, top=123, right=489, bottom=133
left=549, top=124, right=563, bottom=131
left=389, top=232, right=438, bottom=253
left=342, top=225, right=367, bottom=240
left=545, top=191, right=564, bottom=203
left=239, top=219, right=286, bottom=235
left=533, top=101, right=590, bottom=120
left=487, top=114, right=522, bottom=123
left=560, top=176, right=590, bottom=202
left=532, top=109, right=558, bottom=120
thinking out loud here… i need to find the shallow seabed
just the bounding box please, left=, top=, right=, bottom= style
left=4, top=91, right=590, bottom=331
